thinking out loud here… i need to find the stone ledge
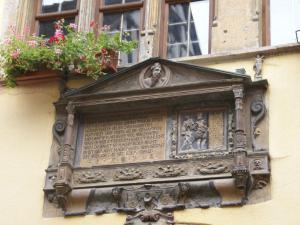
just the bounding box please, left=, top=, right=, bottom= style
left=172, top=43, right=300, bottom=64
left=0, top=69, right=60, bottom=86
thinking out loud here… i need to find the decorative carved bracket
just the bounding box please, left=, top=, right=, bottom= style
left=251, top=96, right=266, bottom=151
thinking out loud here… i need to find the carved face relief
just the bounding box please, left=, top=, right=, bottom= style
left=139, top=63, right=171, bottom=88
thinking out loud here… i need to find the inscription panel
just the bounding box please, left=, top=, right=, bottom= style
left=80, top=111, right=167, bottom=166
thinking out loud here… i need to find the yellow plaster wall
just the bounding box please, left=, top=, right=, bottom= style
left=0, top=53, right=300, bottom=225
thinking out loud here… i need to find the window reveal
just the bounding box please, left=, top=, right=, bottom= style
left=269, top=0, right=300, bottom=45
left=166, top=0, right=210, bottom=59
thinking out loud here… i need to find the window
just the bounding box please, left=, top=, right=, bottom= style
left=266, top=0, right=300, bottom=45
left=162, top=0, right=211, bottom=59
left=36, top=0, right=79, bottom=38
left=99, top=0, right=143, bottom=64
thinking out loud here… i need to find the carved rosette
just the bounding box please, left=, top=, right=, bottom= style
left=154, top=165, right=187, bottom=178
left=113, top=168, right=143, bottom=181
left=197, top=162, right=229, bottom=175
left=74, top=171, right=106, bottom=184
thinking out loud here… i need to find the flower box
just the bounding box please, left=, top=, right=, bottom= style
left=0, top=19, right=137, bottom=87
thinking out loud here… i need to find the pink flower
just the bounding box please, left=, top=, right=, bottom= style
left=49, top=29, right=65, bottom=43
left=69, top=23, right=77, bottom=29
left=90, top=20, right=96, bottom=28
left=102, top=25, right=111, bottom=31
left=2, top=38, right=12, bottom=46
left=79, top=55, right=86, bottom=60
left=27, top=40, right=38, bottom=47
left=11, top=49, right=21, bottom=60
left=24, top=25, right=30, bottom=34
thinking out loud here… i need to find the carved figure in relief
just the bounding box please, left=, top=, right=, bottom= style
left=181, top=113, right=208, bottom=151
left=253, top=54, right=264, bottom=79
left=139, top=62, right=171, bottom=88
left=253, top=159, right=263, bottom=170
left=143, top=62, right=163, bottom=87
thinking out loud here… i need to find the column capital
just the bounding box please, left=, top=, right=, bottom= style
left=233, top=86, right=244, bottom=99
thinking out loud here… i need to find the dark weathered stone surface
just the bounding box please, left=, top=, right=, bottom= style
left=44, top=58, right=270, bottom=222
left=80, top=110, right=166, bottom=166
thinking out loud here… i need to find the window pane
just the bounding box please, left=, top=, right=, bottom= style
left=190, top=0, right=209, bottom=55
left=167, top=44, right=187, bottom=59
left=190, top=22, right=198, bottom=41
left=189, top=42, right=202, bottom=56
left=123, top=10, right=140, bottom=30
left=104, top=0, right=122, bottom=5
left=41, top=0, right=77, bottom=13
left=61, top=0, right=77, bottom=11
left=121, top=30, right=139, bottom=64
left=105, top=0, right=139, bottom=5
left=122, top=30, right=139, bottom=41
left=120, top=50, right=138, bottom=64
left=125, top=0, right=140, bottom=3
left=168, top=24, right=188, bottom=44
left=103, top=13, right=122, bottom=31
left=169, top=3, right=189, bottom=24
left=270, top=0, right=300, bottom=45
left=39, top=17, right=75, bottom=38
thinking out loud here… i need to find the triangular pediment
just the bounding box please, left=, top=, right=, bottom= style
left=65, top=58, right=251, bottom=97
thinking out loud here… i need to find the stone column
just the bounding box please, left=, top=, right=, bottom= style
left=54, top=103, right=76, bottom=210
left=231, top=86, right=249, bottom=193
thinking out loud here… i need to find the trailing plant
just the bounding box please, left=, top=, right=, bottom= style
left=0, top=20, right=137, bottom=87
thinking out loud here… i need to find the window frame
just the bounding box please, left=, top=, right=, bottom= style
left=97, top=0, right=145, bottom=64
left=262, top=0, right=270, bottom=46
left=34, top=0, right=81, bottom=36
left=159, top=0, right=215, bottom=59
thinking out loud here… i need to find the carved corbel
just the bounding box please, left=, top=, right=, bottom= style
left=231, top=86, right=250, bottom=193
left=251, top=96, right=266, bottom=151
left=53, top=102, right=76, bottom=210
left=52, top=119, right=66, bottom=157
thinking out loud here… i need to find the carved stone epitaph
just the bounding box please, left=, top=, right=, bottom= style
left=44, top=58, right=269, bottom=219
left=80, top=111, right=166, bottom=166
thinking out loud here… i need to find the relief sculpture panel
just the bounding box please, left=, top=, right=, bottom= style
left=80, top=110, right=167, bottom=166
left=178, top=109, right=226, bottom=154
